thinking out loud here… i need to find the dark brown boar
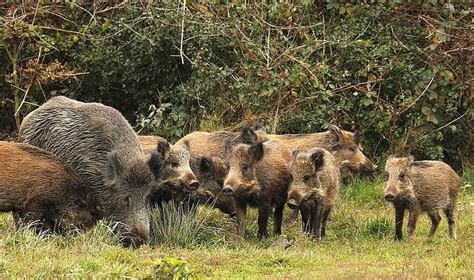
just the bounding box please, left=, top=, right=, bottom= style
left=188, top=156, right=236, bottom=217
left=286, top=148, right=340, bottom=239
left=19, top=96, right=164, bottom=247
left=267, top=125, right=376, bottom=177
left=0, top=142, right=96, bottom=233
left=173, top=126, right=269, bottom=159
left=384, top=156, right=461, bottom=240
left=222, top=128, right=291, bottom=239
left=141, top=137, right=199, bottom=207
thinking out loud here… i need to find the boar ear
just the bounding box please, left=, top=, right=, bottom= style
left=106, top=151, right=123, bottom=182
left=292, top=149, right=300, bottom=160
left=181, top=139, right=191, bottom=150
left=310, top=149, right=325, bottom=172
left=148, top=152, right=164, bottom=180
left=329, top=125, right=343, bottom=147
left=156, top=138, right=171, bottom=158
left=252, top=123, right=267, bottom=133
left=250, top=142, right=264, bottom=162
left=354, top=130, right=361, bottom=146
left=407, top=155, right=415, bottom=166
left=241, top=126, right=259, bottom=144
left=199, top=156, right=214, bottom=174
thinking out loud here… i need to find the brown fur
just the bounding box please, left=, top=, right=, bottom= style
left=267, top=125, right=376, bottom=177
left=287, top=148, right=340, bottom=239
left=222, top=137, right=292, bottom=239
left=173, top=129, right=269, bottom=159
left=384, top=156, right=461, bottom=240
left=0, top=141, right=96, bottom=233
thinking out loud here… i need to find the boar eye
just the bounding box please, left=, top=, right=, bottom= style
left=398, top=173, right=406, bottom=181
left=349, top=146, right=357, bottom=153
left=303, top=175, right=311, bottom=183
left=384, top=172, right=389, bottom=181
left=170, top=161, right=179, bottom=168
left=241, top=164, right=248, bottom=172
left=123, top=196, right=131, bottom=207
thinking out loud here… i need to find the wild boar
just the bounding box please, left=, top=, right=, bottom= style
left=0, top=141, right=96, bottom=233
left=222, top=128, right=291, bottom=239
left=267, top=125, right=376, bottom=177
left=188, top=156, right=235, bottom=217
left=286, top=148, right=340, bottom=239
left=173, top=126, right=269, bottom=159
left=19, top=96, right=164, bottom=247
left=384, top=156, right=461, bottom=240
left=143, top=137, right=199, bottom=207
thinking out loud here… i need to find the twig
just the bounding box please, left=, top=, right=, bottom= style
left=179, top=0, right=186, bottom=64
left=418, top=110, right=470, bottom=141
left=398, top=76, right=434, bottom=115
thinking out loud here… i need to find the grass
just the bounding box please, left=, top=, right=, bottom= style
left=0, top=172, right=473, bottom=279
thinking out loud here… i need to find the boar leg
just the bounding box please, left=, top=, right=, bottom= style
left=444, top=206, right=456, bottom=239
left=236, top=201, right=247, bottom=239
left=257, top=206, right=271, bottom=239
left=426, top=210, right=441, bottom=237
left=407, top=208, right=420, bottom=240
left=321, top=208, right=332, bottom=239
left=311, top=204, right=323, bottom=240
left=273, top=203, right=284, bottom=236
left=394, top=206, right=405, bottom=241
left=300, top=206, right=311, bottom=234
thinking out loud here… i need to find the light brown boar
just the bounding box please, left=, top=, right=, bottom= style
left=384, top=156, right=461, bottom=240
left=267, top=125, right=376, bottom=177
left=222, top=128, right=292, bottom=239
left=0, top=141, right=96, bottom=233
left=287, top=148, right=340, bottom=239
left=173, top=126, right=269, bottom=159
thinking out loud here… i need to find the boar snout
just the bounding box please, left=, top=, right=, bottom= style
left=188, top=179, right=200, bottom=191
left=222, top=185, right=234, bottom=196
left=122, top=222, right=150, bottom=248
left=384, top=192, right=396, bottom=202
left=287, top=199, right=299, bottom=210
left=360, top=162, right=376, bottom=177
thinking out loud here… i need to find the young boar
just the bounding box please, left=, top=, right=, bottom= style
left=144, top=137, right=199, bottom=207
left=267, top=125, right=376, bottom=177
left=222, top=128, right=291, bottom=239
left=188, top=156, right=236, bottom=217
left=287, top=148, right=340, bottom=239
left=384, top=156, right=461, bottom=240
left=19, top=96, right=164, bottom=247
left=0, top=142, right=96, bottom=233
left=174, top=126, right=269, bottom=159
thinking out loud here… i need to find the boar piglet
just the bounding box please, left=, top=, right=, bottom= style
left=0, top=142, right=96, bottom=233
left=287, top=148, right=340, bottom=239
left=384, top=156, right=461, bottom=240
left=222, top=128, right=291, bottom=239
left=148, top=138, right=199, bottom=207
left=187, top=156, right=235, bottom=217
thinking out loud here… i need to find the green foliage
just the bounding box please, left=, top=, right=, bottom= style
left=364, top=217, right=393, bottom=239
left=0, top=3, right=472, bottom=166
left=145, top=257, right=196, bottom=280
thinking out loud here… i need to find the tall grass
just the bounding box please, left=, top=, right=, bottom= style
left=149, top=202, right=223, bottom=248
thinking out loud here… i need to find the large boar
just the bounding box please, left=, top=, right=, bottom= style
left=267, top=125, right=376, bottom=177
left=222, top=128, right=291, bottom=239
left=287, top=148, right=340, bottom=239
left=140, top=136, right=199, bottom=206
left=0, top=142, right=96, bottom=233
left=19, top=96, right=164, bottom=247
left=384, top=156, right=461, bottom=240
left=173, top=126, right=269, bottom=159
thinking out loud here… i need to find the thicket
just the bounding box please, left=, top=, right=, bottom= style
left=0, top=2, right=472, bottom=168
